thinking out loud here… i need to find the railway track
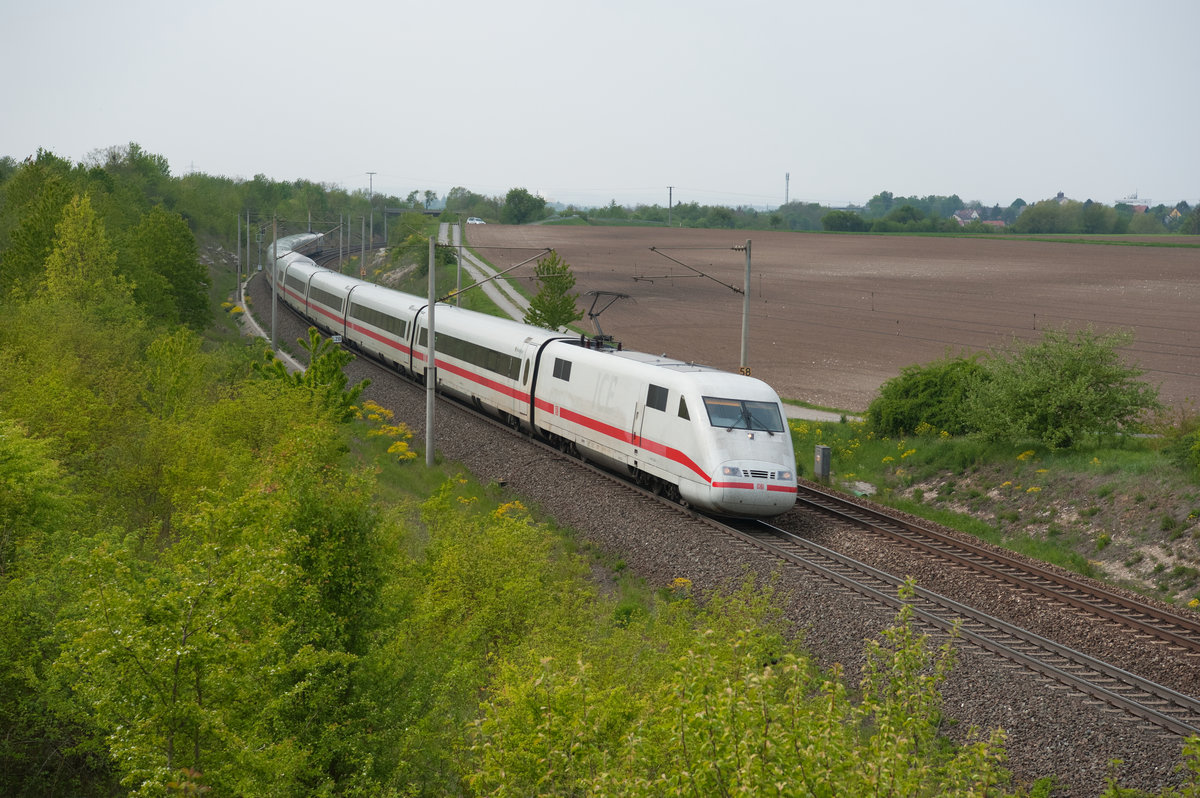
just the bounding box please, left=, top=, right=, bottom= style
left=792, top=481, right=1200, bottom=656
left=723, top=518, right=1200, bottom=739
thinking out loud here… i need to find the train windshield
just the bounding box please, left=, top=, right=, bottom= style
left=702, top=397, right=785, bottom=434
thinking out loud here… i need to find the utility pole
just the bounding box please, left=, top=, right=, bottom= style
left=785, top=173, right=789, bottom=205
left=668, top=186, right=674, bottom=227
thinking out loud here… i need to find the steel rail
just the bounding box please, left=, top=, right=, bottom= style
left=795, top=482, right=1200, bottom=654
left=727, top=519, right=1200, bottom=738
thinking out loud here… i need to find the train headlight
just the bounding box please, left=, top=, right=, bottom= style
left=778, top=470, right=794, bottom=482
left=721, top=465, right=742, bottom=477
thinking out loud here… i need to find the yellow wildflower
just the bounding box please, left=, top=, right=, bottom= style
left=494, top=500, right=528, bottom=519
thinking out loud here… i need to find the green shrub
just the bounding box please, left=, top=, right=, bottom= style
left=867, top=354, right=985, bottom=437
left=963, top=327, right=1161, bottom=449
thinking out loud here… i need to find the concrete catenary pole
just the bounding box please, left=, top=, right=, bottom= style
left=740, top=239, right=751, bottom=373
left=270, top=216, right=278, bottom=352
left=367, top=172, right=375, bottom=252
left=425, top=236, right=437, bottom=467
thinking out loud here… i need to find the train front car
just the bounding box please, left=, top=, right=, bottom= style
left=532, top=343, right=796, bottom=519
left=685, top=371, right=797, bottom=517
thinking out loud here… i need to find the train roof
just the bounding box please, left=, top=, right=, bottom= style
left=606, top=349, right=720, bottom=373
left=547, top=340, right=779, bottom=399
left=270, top=233, right=323, bottom=255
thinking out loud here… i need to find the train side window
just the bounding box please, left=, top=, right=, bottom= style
left=647, top=384, right=668, bottom=412
left=418, top=328, right=428, bottom=347
left=553, top=358, right=572, bottom=381
left=678, top=397, right=690, bottom=420
left=523, top=360, right=530, bottom=385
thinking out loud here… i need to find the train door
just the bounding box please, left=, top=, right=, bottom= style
left=631, top=399, right=645, bottom=450
left=415, top=324, right=430, bottom=383
left=518, top=340, right=540, bottom=423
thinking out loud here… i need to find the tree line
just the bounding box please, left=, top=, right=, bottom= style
left=521, top=190, right=1200, bottom=235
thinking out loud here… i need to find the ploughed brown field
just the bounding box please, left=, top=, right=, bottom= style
left=466, top=226, right=1200, bottom=414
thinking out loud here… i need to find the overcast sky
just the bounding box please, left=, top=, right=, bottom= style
left=6, top=0, right=1197, bottom=210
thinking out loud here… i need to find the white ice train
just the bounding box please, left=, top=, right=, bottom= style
left=268, top=233, right=797, bottom=518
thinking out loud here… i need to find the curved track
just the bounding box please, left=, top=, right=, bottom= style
left=724, top=518, right=1200, bottom=738
left=793, top=482, right=1200, bottom=655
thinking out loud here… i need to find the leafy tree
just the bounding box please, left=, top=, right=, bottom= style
left=964, top=327, right=1161, bottom=448
left=867, top=354, right=985, bottom=437
left=0, top=197, right=147, bottom=497
left=445, top=186, right=500, bottom=220
left=703, top=206, right=736, bottom=228
left=41, top=194, right=134, bottom=316
left=777, top=201, right=827, bottom=231
left=822, top=209, right=867, bottom=232
left=257, top=327, right=369, bottom=422
left=55, top=410, right=384, bottom=795
left=866, top=190, right=895, bottom=218
left=1001, top=198, right=1027, bottom=226
left=500, top=187, right=546, bottom=225
left=122, top=205, right=210, bottom=328
left=1181, top=206, right=1200, bottom=235
left=384, top=212, right=453, bottom=280
left=1010, top=199, right=1084, bottom=234
left=522, top=251, right=582, bottom=331
left=1080, top=200, right=1116, bottom=233
left=1128, top=210, right=1165, bottom=234
left=0, top=155, right=75, bottom=299
left=0, top=420, right=102, bottom=795
left=887, top=204, right=925, bottom=225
